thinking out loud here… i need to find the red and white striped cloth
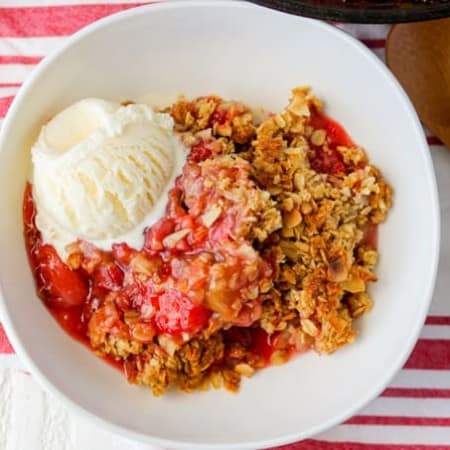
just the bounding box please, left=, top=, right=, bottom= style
left=1, top=2, right=450, bottom=449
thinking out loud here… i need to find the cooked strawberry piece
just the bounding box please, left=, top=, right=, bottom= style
left=210, top=107, right=228, bottom=126
left=37, top=244, right=88, bottom=307
left=94, top=262, right=124, bottom=291
left=308, top=109, right=355, bottom=175
left=123, top=277, right=155, bottom=309
left=144, top=218, right=175, bottom=251
left=155, top=290, right=211, bottom=335
left=189, top=142, right=212, bottom=163
left=309, top=109, right=355, bottom=148
left=112, top=243, right=137, bottom=266
left=209, top=213, right=237, bottom=243
left=309, top=146, right=347, bottom=175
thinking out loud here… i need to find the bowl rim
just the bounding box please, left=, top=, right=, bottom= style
left=0, top=1, right=440, bottom=448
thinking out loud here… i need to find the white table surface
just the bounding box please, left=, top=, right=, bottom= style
left=0, top=368, right=164, bottom=450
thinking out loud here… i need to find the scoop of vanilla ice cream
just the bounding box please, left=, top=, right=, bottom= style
left=32, top=98, right=186, bottom=260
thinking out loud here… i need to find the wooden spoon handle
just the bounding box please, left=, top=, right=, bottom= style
left=386, top=19, right=450, bottom=148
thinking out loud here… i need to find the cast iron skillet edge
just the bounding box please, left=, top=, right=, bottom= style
left=249, top=0, right=450, bottom=23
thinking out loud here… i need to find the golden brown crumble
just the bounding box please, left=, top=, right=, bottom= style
left=87, top=87, right=392, bottom=395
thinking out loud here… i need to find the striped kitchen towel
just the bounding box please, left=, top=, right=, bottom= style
left=0, top=2, right=450, bottom=449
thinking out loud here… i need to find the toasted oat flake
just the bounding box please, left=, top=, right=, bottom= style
left=201, top=205, right=222, bottom=227
left=162, top=229, right=190, bottom=248
left=311, top=129, right=326, bottom=146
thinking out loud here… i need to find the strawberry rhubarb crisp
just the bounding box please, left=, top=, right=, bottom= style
left=24, top=87, right=392, bottom=395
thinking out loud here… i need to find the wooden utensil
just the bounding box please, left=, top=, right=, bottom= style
left=386, top=18, right=450, bottom=148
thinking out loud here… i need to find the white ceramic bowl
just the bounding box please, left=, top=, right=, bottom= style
left=0, top=2, right=439, bottom=449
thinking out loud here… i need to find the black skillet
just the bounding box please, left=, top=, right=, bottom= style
left=249, top=0, right=450, bottom=23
